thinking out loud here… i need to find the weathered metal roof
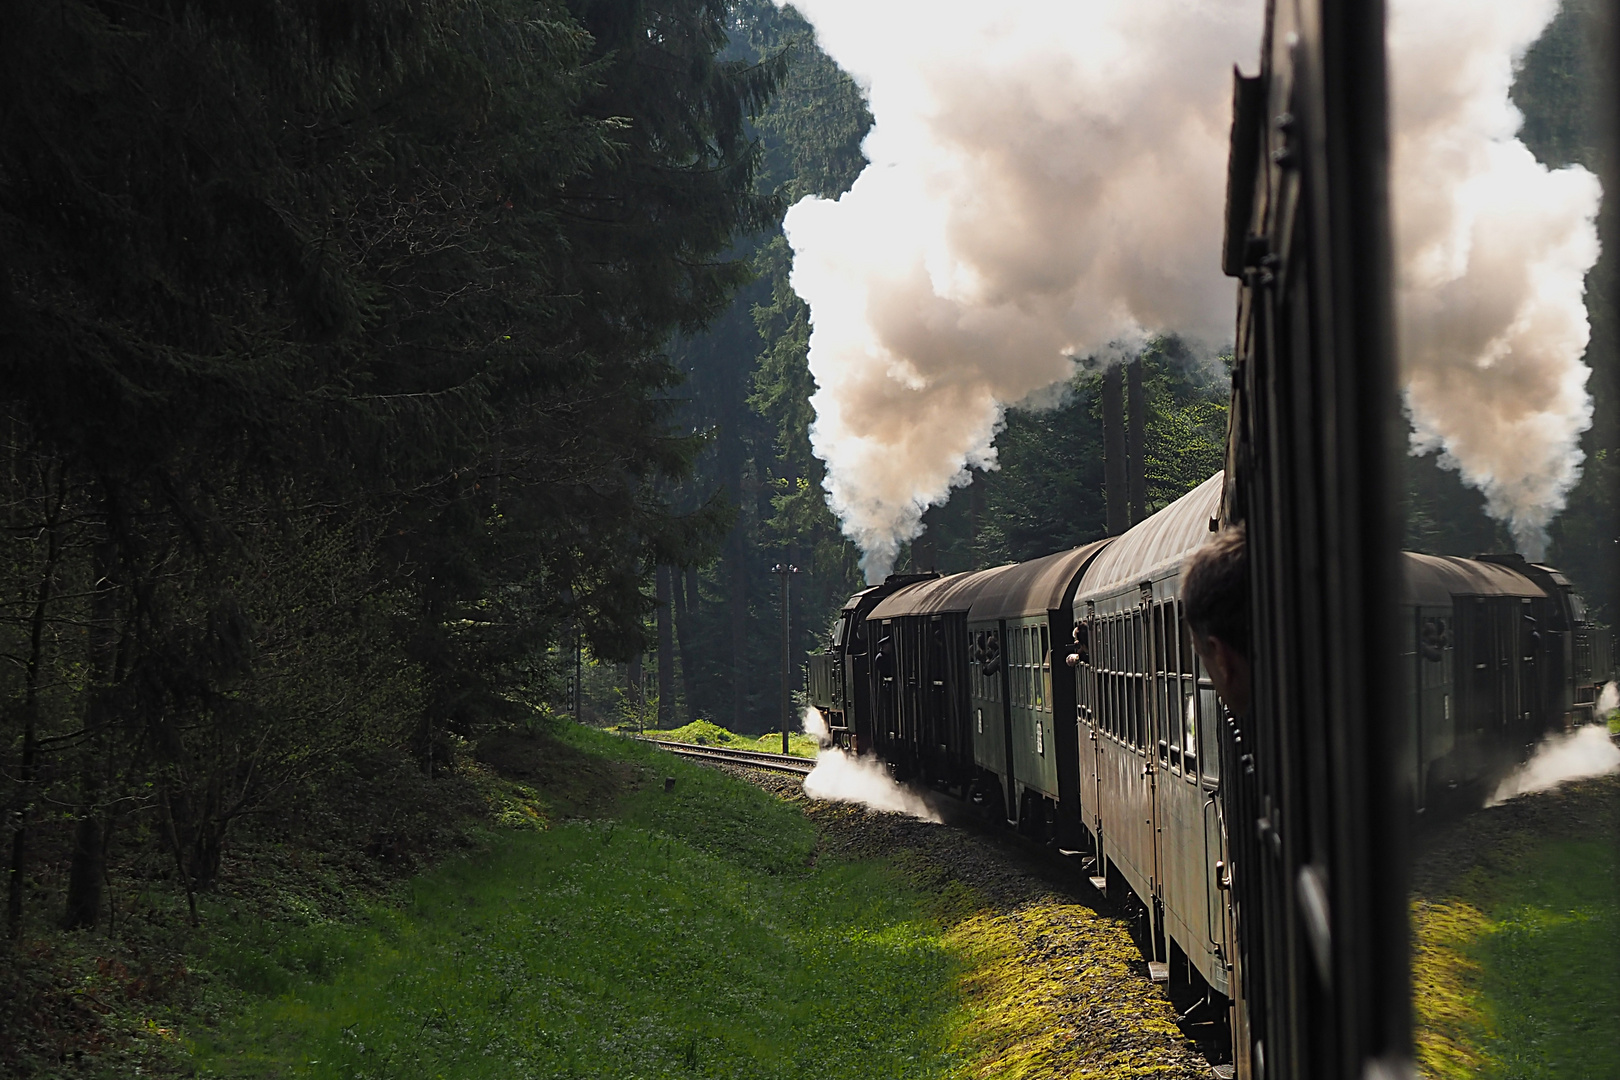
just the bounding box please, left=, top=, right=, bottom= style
left=1403, top=552, right=1544, bottom=606
left=1077, top=472, right=1226, bottom=600
left=867, top=565, right=1019, bottom=620
left=966, top=540, right=1113, bottom=622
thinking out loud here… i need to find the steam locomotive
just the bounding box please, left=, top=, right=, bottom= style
left=806, top=469, right=1610, bottom=1031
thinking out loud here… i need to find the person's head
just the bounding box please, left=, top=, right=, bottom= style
left=1181, top=522, right=1251, bottom=715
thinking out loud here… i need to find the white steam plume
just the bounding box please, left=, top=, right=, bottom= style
left=1389, top=0, right=1602, bottom=560
left=779, top=0, right=1601, bottom=575
left=1486, top=723, right=1620, bottom=806
left=779, top=0, right=1257, bottom=579
left=800, top=706, right=938, bottom=819
left=801, top=705, right=832, bottom=746
left=802, top=747, right=943, bottom=823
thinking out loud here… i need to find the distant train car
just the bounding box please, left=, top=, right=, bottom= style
left=963, top=542, right=1110, bottom=846
left=863, top=570, right=996, bottom=788
left=807, top=572, right=936, bottom=753
left=1401, top=554, right=1611, bottom=809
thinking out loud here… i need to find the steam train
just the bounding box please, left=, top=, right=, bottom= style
left=802, top=0, right=1615, bottom=1073
left=806, top=469, right=1610, bottom=1039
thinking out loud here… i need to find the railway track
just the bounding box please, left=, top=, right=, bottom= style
left=639, top=737, right=817, bottom=775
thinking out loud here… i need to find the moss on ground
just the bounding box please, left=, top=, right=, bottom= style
left=637, top=719, right=822, bottom=759
left=945, top=904, right=1189, bottom=1080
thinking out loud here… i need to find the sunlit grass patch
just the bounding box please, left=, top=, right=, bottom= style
left=1412, top=810, right=1620, bottom=1079
left=636, top=718, right=822, bottom=758
left=193, top=728, right=963, bottom=1080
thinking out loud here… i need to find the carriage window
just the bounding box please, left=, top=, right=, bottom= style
left=1011, top=628, right=1023, bottom=707
left=1178, top=601, right=1194, bottom=677
left=1156, top=603, right=1168, bottom=675
left=1182, top=689, right=1199, bottom=777
left=1109, top=619, right=1120, bottom=739
left=1023, top=627, right=1034, bottom=709
left=1199, top=677, right=1221, bottom=781
left=1024, top=627, right=1034, bottom=709
left=1102, top=618, right=1115, bottom=738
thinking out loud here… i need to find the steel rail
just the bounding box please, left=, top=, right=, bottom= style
left=639, top=737, right=816, bottom=776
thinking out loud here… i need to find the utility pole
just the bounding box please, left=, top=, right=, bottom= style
left=573, top=626, right=582, bottom=721
left=772, top=563, right=800, bottom=754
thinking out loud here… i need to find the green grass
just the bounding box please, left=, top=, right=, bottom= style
left=1474, top=839, right=1620, bottom=1078
left=639, top=718, right=822, bottom=759
left=192, top=726, right=961, bottom=1079
left=1414, top=814, right=1620, bottom=1079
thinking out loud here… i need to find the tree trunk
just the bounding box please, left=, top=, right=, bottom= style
left=64, top=538, right=118, bottom=931
left=1102, top=365, right=1129, bottom=536
left=674, top=568, right=699, bottom=724
left=62, top=818, right=105, bottom=931
left=728, top=492, right=749, bottom=731
left=656, top=566, right=676, bottom=727
left=627, top=651, right=644, bottom=728
left=7, top=472, right=66, bottom=940
left=969, top=477, right=984, bottom=562
left=1126, top=357, right=1147, bottom=525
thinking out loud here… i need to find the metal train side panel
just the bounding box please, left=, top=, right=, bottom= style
left=1075, top=474, right=1231, bottom=992
left=1222, top=0, right=1408, bottom=1072
left=963, top=543, right=1111, bottom=834
left=967, top=621, right=1009, bottom=797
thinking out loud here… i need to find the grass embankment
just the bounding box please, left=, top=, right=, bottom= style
left=1412, top=775, right=1620, bottom=1079
left=637, top=718, right=822, bottom=759
left=193, top=724, right=961, bottom=1079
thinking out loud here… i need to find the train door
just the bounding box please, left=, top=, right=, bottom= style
left=1094, top=609, right=1130, bottom=883
left=925, top=616, right=947, bottom=780
left=1196, top=635, right=1232, bottom=997
left=1074, top=604, right=1101, bottom=849
left=844, top=610, right=873, bottom=753
left=1495, top=601, right=1517, bottom=748
left=1516, top=598, right=1540, bottom=747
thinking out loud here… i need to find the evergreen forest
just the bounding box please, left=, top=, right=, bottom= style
left=0, top=0, right=1612, bottom=995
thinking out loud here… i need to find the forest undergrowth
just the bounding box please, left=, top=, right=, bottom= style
left=3, top=721, right=986, bottom=1079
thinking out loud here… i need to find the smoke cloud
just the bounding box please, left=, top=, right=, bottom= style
left=1389, top=0, right=1602, bottom=559
left=1485, top=723, right=1620, bottom=806
left=779, top=0, right=1257, bottom=579
left=778, top=0, right=1601, bottom=574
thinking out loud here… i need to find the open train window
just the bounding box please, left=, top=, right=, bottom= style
left=1198, top=677, right=1219, bottom=783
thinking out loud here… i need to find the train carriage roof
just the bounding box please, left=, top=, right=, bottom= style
left=1403, top=552, right=1546, bottom=605
left=966, top=539, right=1114, bottom=622
left=1077, top=472, right=1226, bottom=601
left=867, top=565, right=1019, bottom=620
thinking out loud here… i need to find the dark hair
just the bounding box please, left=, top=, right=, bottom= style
left=1181, top=522, right=1249, bottom=657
